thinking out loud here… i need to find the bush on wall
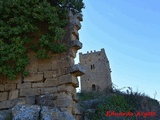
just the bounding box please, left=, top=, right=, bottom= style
left=0, top=0, right=84, bottom=80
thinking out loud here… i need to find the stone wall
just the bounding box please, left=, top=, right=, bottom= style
left=79, top=48, right=112, bottom=92
left=0, top=12, right=85, bottom=119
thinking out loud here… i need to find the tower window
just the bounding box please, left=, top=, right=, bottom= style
left=93, top=64, right=95, bottom=69
left=91, top=64, right=95, bottom=69
left=92, top=84, right=96, bottom=91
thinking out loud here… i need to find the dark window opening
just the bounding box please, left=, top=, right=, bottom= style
left=92, top=84, right=96, bottom=91
left=93, top=64, right=95, bottom=69
left=91, top=64, right=95, bottom=70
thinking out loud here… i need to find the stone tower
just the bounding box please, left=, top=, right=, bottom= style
left=79, top=48, right=112, bottom=92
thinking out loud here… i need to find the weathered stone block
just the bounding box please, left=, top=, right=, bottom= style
left=72, top=94, right=78, bottom=102
left=71, top=28, right=79, bottom=40
left=17, top=82, right=31, bottom=89
left=60, top=107, right=73, bottom=114
left=32, top=82, right=44, bottom=88
left=58, top=84, right=74, bottom=93
left=0, top=97, right=35, bottom=109
left=9, top=90, right=19, bottom=100
left=38, top=60, right=52, bottom=71
left=71, top=40, right=82, bottom=50
left=69, top=10, right=82, bottom=21
left=56, top=97, right=73, bottom=108
left=12, top=105, right=40, bottom=120
left=72, top=76, right=79, bottom=87
left=0, top=92, right=8, bottom=101
left=26, top=63, right=38, bottom=73
left=0, top=98, right=26, bottom=110
left=36, top=94, right=57, bottom=107
left=52, top=61, right=58, bottom=70
left=58, top=68, right=69, bottom=76
left=44, top=71, right=57, bottom=79
left=26, top=52, right=38, bottom=73
left=20, top=88, right=40, bottom=96
left=41, top=106, right=75, bottom=120
left=69, top=49, right=77, bottom=58
left=71, top=34, right=78, bottom=40
left=59, top=56, right=74, bottom=69
left=58, top=74, right=78, bottom=86
left=41, top=87, right=57, bottom=95
left=25, top=96, right=36, bottom=105
left=75, top=19, right=81, bottom=30
left=24, top=74, right=43, bottom=82
left=74, top=13, right=83, bottom=21
left=56, top=92, right=72, bottom=100
left=70, top=64, right=85, bottom=76
left=0, top=101, right=7, bottom=110
left=0, top=85, right=4, bottom=91
left=72, top=104, right=81, bottom=115
left=44, top=78, right=58, bottom=87
left=5, top=84, right=16, bottom=91
left=70, top=88, right=76, bottom=96
left=58, top=74, right=72, bottom=85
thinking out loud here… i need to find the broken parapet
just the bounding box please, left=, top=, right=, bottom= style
left=0, top=11, right=84, bottom=120
left=70, top=64, right=85, bottom=76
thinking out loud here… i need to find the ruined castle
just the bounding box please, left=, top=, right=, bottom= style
left=79, top=49, right=112, bottom=92
left=0, top=12, right=84, bottom=120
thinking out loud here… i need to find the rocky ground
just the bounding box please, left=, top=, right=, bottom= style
left=0, top=94, right=75, bottom=120
left=0, top=105, right=75, bottom=120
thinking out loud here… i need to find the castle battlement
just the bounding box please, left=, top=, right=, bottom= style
left=79, top=48, right=105, bottom=56
left=79, top=48, right=109, bottom=64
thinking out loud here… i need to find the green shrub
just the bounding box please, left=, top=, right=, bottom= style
left=89, top=95, right=135, bottom=120
left=77, top=91, right=104, bottom=101
left=0, top=0, right=84, bottom=80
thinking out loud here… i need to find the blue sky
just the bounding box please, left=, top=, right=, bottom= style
left=76, top=0, right=160, bottom=101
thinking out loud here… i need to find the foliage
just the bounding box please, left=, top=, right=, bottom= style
left=78, top=87, right=160, bottom=120
left=47, top=0, right=85, bottom=14
left=77, top=91, right=104, bottom=101
left=89, top=95, right=135, bottom=120
left=0, top=0, right=84, bottom=80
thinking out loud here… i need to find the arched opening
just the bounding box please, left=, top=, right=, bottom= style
left=92, top=84, right=96, bottom=91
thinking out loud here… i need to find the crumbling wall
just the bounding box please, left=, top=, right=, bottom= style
left=0, top=12, right=84, bottom=119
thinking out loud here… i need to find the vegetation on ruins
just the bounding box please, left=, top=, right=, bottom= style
left=0, top=0, right=84, bottom=80
left=78, top=86, right=160, bottom=120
